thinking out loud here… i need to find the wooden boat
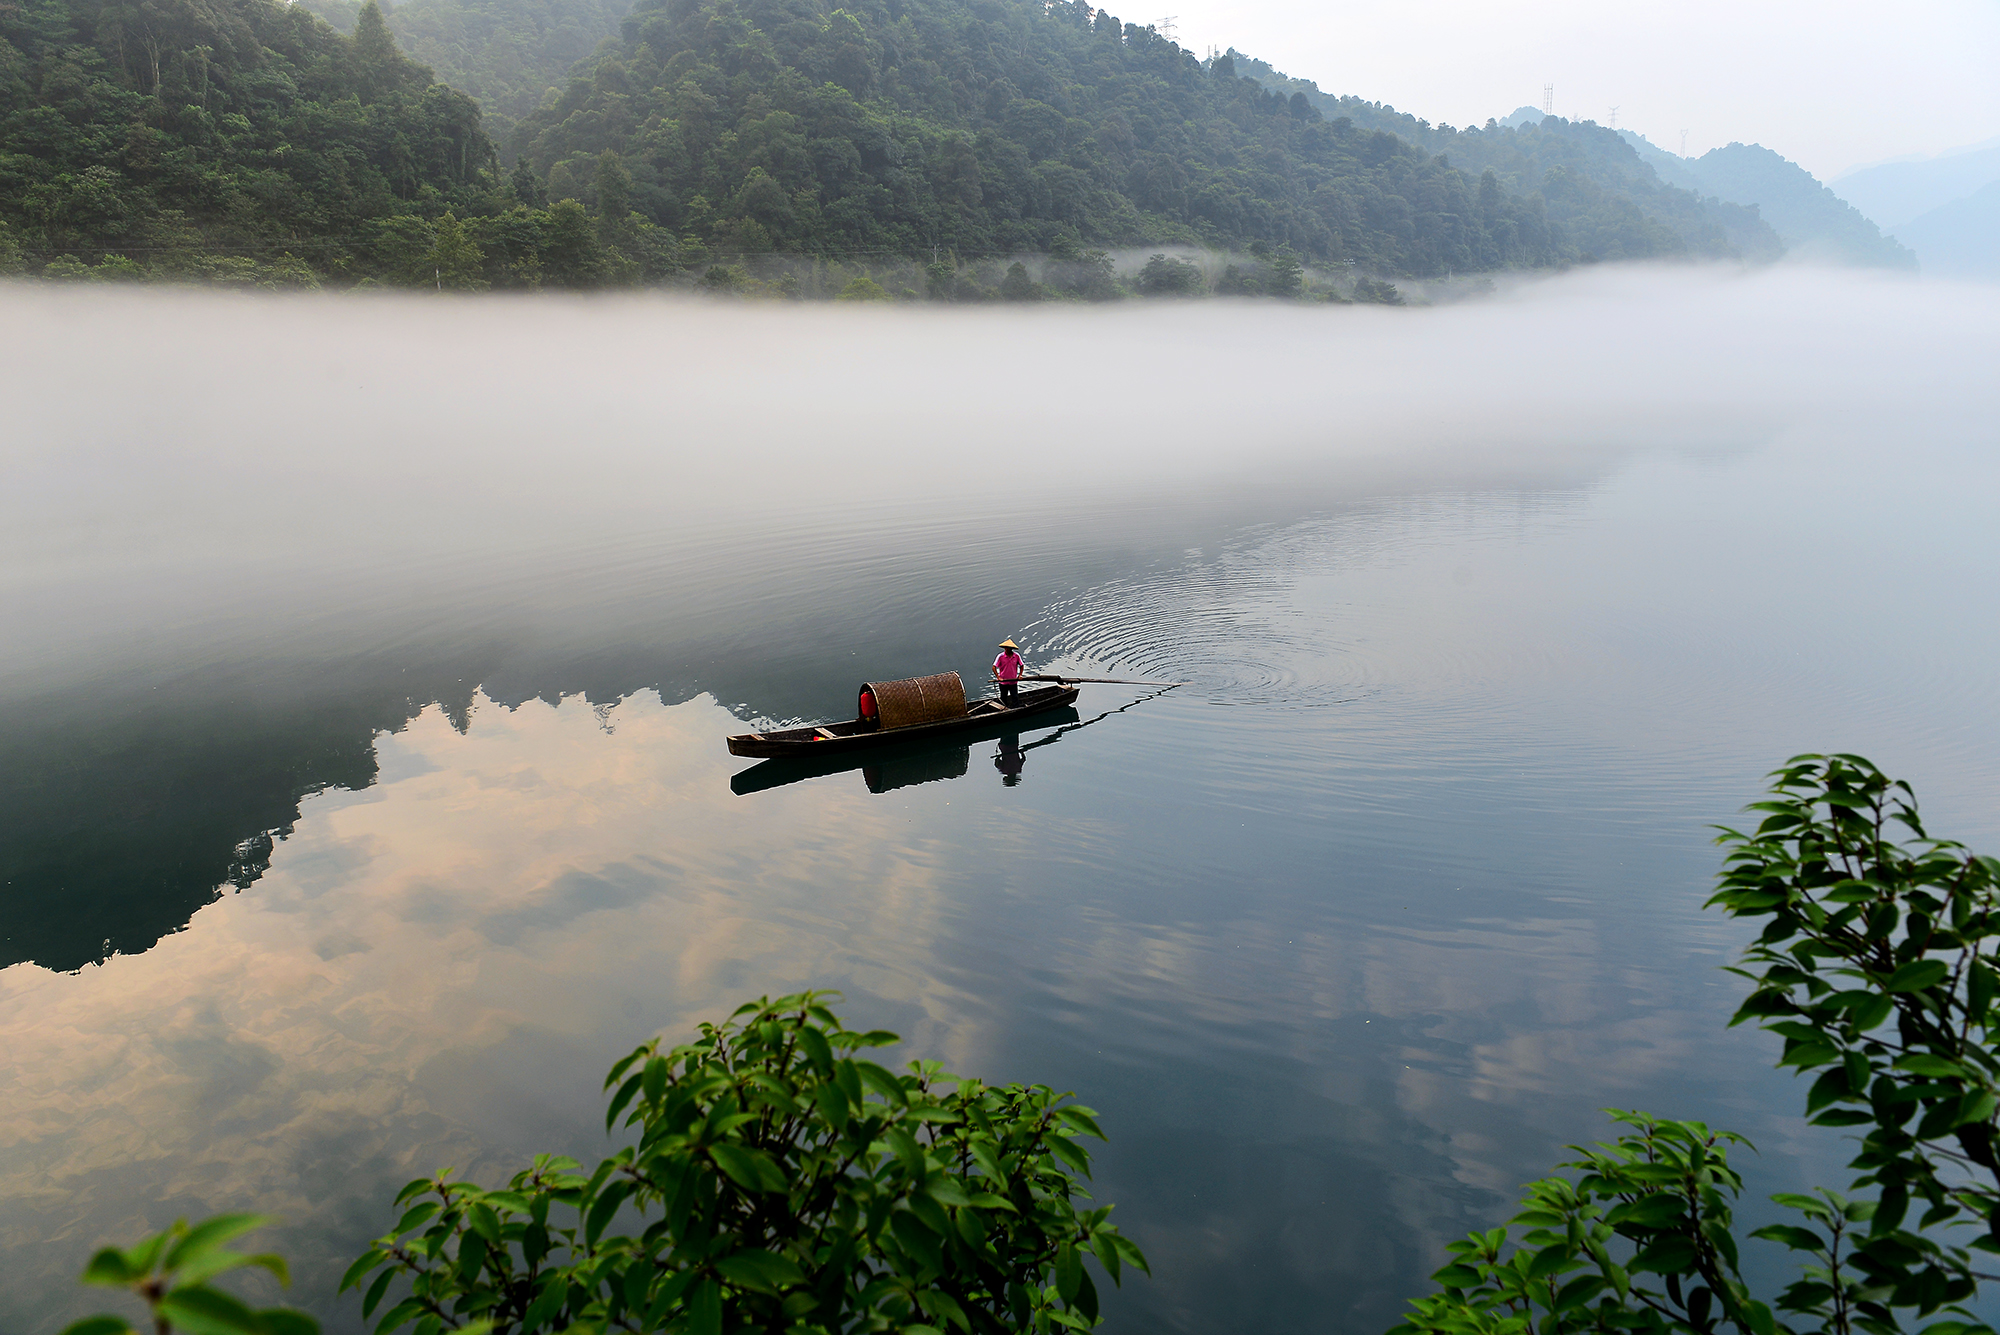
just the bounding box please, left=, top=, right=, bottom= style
left=729, top=705, right=1083, bottom=794
left=725, top=672, right=1081, bottom=759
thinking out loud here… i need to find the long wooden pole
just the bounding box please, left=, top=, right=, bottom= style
left=1007, top=674, right=1189, bottom=687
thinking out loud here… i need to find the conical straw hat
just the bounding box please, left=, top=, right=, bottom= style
left=998, top=639, right=1020, bottom=650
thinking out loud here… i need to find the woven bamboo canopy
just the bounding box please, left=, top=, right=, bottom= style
left=860, top=672, right=967, bottom=730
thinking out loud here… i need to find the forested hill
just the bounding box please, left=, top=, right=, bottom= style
left=1235, top=53, right=1784, bottom=265
left=1, top=0, right=1799, bottom=289
left=0, top=0, right=494, bottom=281
left=508, top=0, right=1573, bottom=273
left=296, top=0, right=628, bottom=147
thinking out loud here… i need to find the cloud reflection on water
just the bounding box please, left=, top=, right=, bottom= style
left=0, top=675, right=1743, bottom=1335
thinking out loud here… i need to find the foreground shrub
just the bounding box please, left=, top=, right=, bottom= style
left=1394, top=755, right=2000, bottom=1335
left=63, top=1215, right=318, bottom=1335
left=343, top=992, right=1146, bottom=1334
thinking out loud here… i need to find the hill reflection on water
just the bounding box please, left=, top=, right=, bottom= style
left=1, top=269, right=1997, bottom=1335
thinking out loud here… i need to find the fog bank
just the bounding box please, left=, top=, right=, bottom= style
left=3, top=264, right=1993, bottom=694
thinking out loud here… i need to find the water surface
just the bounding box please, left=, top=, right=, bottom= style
left=2, top=271, right=1997, bottom=1335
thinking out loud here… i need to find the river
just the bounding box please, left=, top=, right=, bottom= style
left=2, top=268, right=1996, bottom=1334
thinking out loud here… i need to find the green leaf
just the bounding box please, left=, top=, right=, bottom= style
left=707, top=1144, right=787, bottom=1194
left=1769, top=1193, right=1828, bottom=1214
left=1551, top=1274, right=1607, bottom=1313
left=922, top=1178, right=972, bottom=1208
left=81, top=1248, right=138, bottom=1286
left=715, top=1249, right=805, bottom=1294
left=165, top=1216, right=272, bottom=1273
left=60, top=1318, right=134, bottom=1335
left=1630, top=1235, right=1699, bottom=1274
left=524, top=1276, right=569, bottom=1329
left=855, top=1060, right=909, bottom=1107
left=391, top=1179, right=433, bottom=1208
left=1054, top=1107, right=1105, bottom=1140
left=157, top=1285, right=264, bottom=1335
left=337, top=1251, right=384, bottom=1294
left=1604, top=1195, right=1685, bottom=1229
left=1886, top=960, right=1949, bottom=993
left=1955, top=1089, right=1999, bottom=1127
left=1525, top=1245, right=1578, bottom=1279
left=604, top=1073, right=644, bottom=1132
left=688, top=1279, right=722, bottom=1335
left=584, top=1179, right=631, bottom=1247
left=1810, top=1109, right=1874, bottom=1126
left=814, top=1080, right=851, bottom=1131
left=641, top=1055, right=669, bottom=1106
left=1054, top=1244, right=1082, bottom=1301
left=1088, top=1230, right=1122, bottom=1284
left=603, top=1043, right=650, bottom=1090
left=1893, top=1054, right=1967, bottom=1079
left=1045, top=1135, right=1090, bottom=1174
left=176, top=1249, right=288, bottom=1290
left=392, top=1203, right=439, bottom=1237
left=468, top=1204, right=501, bottom=1245
left=255, top=1310, right=320, bottom=1335
left=1851, top=992, right=1895, bottom=1031
left=361, top=1268, right=396, bottom=1320
left=795, top=1026, right=833, bottom=1072
left=371, top=1297, right=426, bottom=1335
left=1750, top=1224, right=1826, bottom=1252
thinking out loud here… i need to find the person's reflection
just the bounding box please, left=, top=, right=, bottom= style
left=994, top=734, right=1025, bottom=786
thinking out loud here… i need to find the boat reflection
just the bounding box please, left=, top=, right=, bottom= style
left=729, top=708, right=1081, bottom=796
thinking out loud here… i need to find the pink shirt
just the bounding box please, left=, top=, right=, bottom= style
left=994, top=651, right=1023, bottom=681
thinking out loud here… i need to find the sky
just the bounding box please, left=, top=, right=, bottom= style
left=1152, top=0, right=2000, bottom=183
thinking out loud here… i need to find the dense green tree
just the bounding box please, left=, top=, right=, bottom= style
left=294, top=0, right=630, bottom=149
left=1137, top=252, right=1203, bottom=294
left=999, top=260, right=1037, bottom=300
left=425, top=209, right=487, bottom=285
left=0, top=0, right=499, bottom=281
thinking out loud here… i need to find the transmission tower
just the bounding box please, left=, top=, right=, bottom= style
left=1679, top=128, right=1689, bottom=157
left=1542, top=83, right=1554, bottom=114
left=1608, top=105, right=1618, bottom=130
left=1157, top=13, right=1177, bottom=40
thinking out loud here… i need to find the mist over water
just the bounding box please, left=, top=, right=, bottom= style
left=2, top=267, right=1998, bottom=1335
left=5, top=265, right=1989, bottom=702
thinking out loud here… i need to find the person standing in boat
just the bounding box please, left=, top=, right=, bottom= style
left=993, top=639, right=1025, bottom=707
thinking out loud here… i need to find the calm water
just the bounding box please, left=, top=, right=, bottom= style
left=2, top=273, right=1997, bottom=1335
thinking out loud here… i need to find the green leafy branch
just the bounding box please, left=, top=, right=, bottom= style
left=339, top=990, right=1147, bottom=1335
left=1394, top=754, right=2000, bottom=1335
left=62, top=1215, right=319, bottom=1335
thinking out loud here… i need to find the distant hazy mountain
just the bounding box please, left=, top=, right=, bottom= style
left=1889, top=181, right=2000, bottom=282
left=1235, top=67, right=1783, bottom=263
left=1610, top=130, right=1913, bottom=269
left=1832, top=140, right=2000, bottom=230
left=1686, top=142, right=1913, bottom=269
